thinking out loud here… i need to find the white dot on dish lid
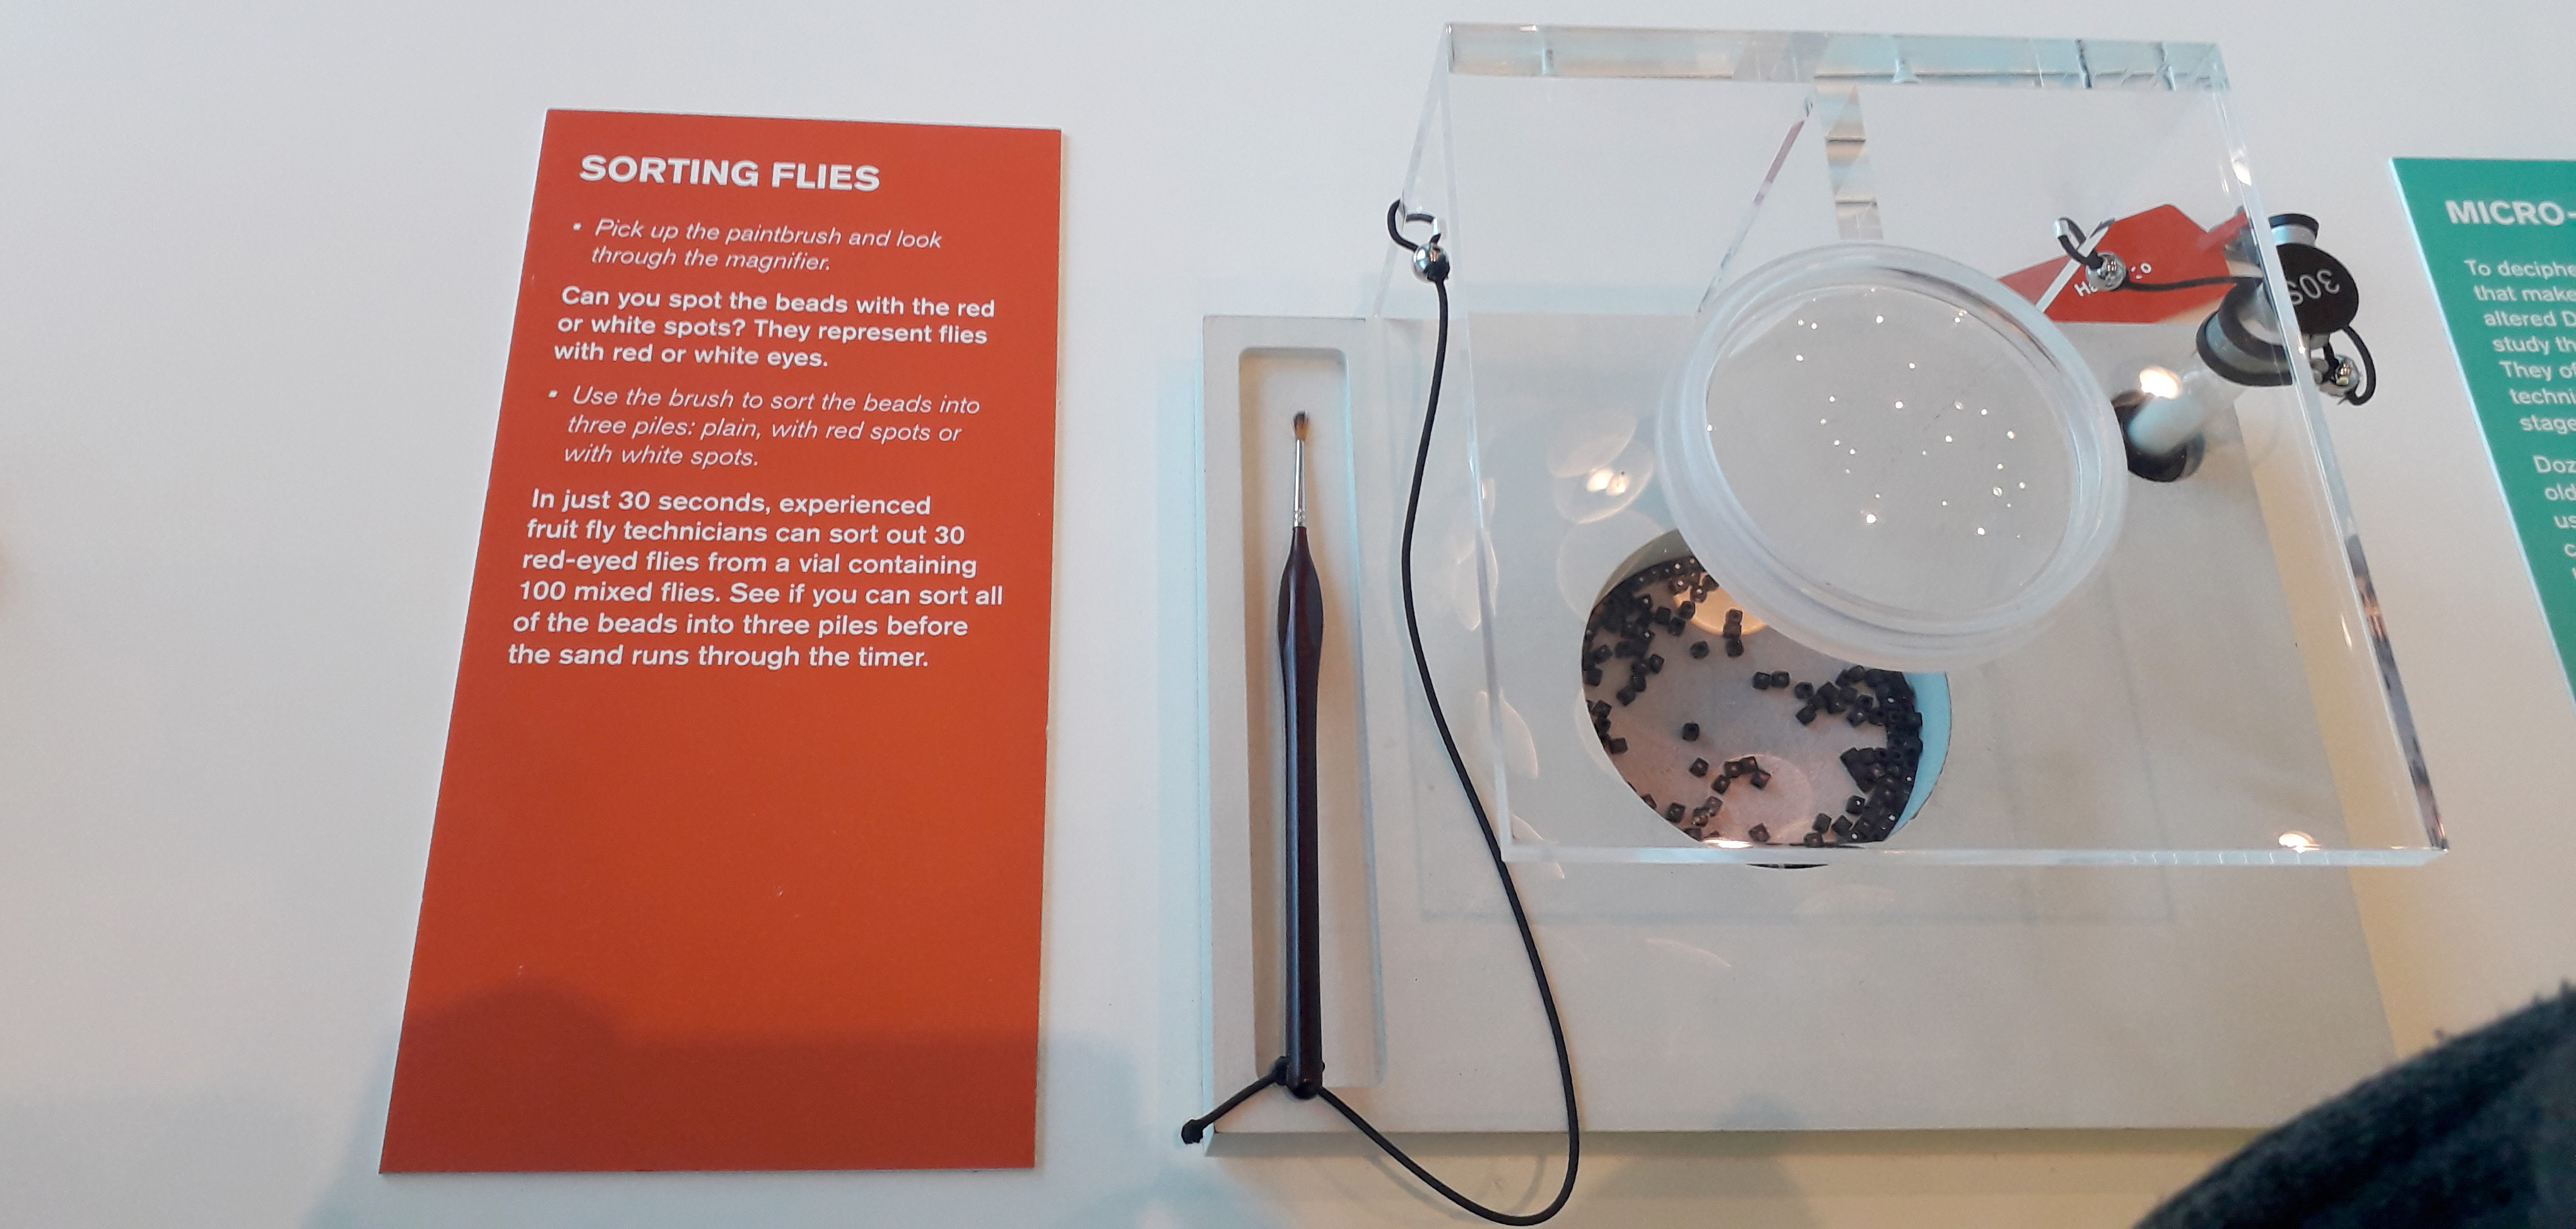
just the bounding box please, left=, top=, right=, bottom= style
left=1977, top=527, right=1986, bottom=535
left=2006, top=430, right=2015, bottom=439
left=1585, top=468, right=1613, bottom=493
left=1992, top=487, right=2003, bottom=496
left=1864, top=513, right=1877, bottom=523
left=1874, top=315, right=1885, bottom=323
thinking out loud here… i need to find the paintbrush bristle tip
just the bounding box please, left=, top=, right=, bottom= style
left=1292, top=412, right=1308, bottom=440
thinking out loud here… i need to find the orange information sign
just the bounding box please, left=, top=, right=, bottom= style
left=382, top=110, right=1060, bottom=1172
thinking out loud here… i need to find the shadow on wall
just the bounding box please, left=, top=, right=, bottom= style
left=299, top=984, right=1278, bottom=1229
left=372, top=980, right=1035, bottom=1173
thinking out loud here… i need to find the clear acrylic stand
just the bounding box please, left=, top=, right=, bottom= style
left=1360, top=26, right=2442, bottom=866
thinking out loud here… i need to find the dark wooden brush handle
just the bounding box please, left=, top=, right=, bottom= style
left=1277, top=524, right=1326, bottom=1097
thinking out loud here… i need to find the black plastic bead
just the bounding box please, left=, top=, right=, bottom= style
left=1680, top=722, right=1700, bottom=741
left=1689, top=758, right=1710, bottom=777
left=1748, top=824, right=1770, bottom=844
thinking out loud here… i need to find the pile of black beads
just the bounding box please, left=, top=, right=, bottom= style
left=1582, top=556, right=1925, bottom=848
left=1582, top=558, right=1717, bottom=748
left=1744, top=667, right=1924, bottom=845
left=1823, top=667, right=1921, bottom=843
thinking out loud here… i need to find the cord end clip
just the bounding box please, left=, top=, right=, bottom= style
left=1387, top=199, right=1449, bottom=284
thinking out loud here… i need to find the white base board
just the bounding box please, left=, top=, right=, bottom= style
left=1198, top=314, right=2391, bottom=1135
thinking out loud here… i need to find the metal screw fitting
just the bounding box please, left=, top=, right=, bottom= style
left=1413, top=242, right=1449, bottom=283
left=2085, top=250, right=2129, bottom=291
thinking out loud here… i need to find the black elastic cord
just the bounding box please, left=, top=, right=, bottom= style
left=2057, top=216, right=2258, bottom=293
left=2118, top=274, right=2257, bottom=292
left=1387, top=199, right=1437, bottom=252
left=1184, top=203, right=1579, bottom=1225
left=1376, top=235, right=1580, bottom=1226
left=2056, top=216, right=2106, bottom=269
left=1181, top=1059, right=1283, bottom=1146
left=2341, top=325, right=2378, bottom=404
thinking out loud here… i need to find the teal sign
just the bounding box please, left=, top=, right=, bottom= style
left=2396, top=157, right=2576, bottom=700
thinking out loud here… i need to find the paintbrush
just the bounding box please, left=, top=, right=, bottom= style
left=1278, top=411, right=1326, bottom=1097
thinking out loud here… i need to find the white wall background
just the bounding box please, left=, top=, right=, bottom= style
left=2, top=1, right=2571, bottom=1225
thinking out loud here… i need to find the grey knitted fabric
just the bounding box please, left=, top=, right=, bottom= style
left=2139, top=986, right=2576, bottom=1228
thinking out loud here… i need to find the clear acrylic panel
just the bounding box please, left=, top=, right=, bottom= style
left=1368, top=26, right=2442, bottom=866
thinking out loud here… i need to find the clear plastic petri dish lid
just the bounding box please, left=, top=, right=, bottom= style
left=1658, top=244, right=2125, bottom=670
